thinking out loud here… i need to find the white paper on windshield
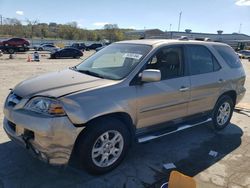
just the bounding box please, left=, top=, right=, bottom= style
left=123, top=53, right=143, bottom=60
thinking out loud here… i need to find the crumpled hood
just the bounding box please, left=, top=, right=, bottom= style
left=13, top=69, right=116, bottom=98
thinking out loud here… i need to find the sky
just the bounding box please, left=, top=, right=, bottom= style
left=0, top=0, right=250, bottom=35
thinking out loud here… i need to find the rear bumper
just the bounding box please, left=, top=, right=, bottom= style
left=3, top=109, right=84, bottom=165
left=236, top=88, right=246, bottom=104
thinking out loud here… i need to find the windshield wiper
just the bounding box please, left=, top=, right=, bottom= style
left=76, top=69, right=105, bottom=79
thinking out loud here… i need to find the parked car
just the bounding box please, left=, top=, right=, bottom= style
left=50, top=48, right=83, bottom=59
left=3, top=39, right=246, bottom=174
left=95, top=46, right=106, bottom=52
left=34, top=43, right=54, bottom=50
left=237, top=50, right=250, bottom=59
left=0, top=45, right=29, bottom=54
left=37, top=44, right=59, bottom=52
left=86, top=43, right=102, bottom=50
left=0, top=37, right=30, bottom=47
left=70, top=43, right=86, bottom=51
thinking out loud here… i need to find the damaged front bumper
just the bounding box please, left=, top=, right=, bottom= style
left=3, top=108, right=84, bottom=165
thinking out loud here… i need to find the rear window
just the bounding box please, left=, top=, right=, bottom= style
left=214, top=45, right=242, bottom=68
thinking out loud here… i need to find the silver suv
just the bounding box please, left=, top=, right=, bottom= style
left=3, top=39, right=246, bottom=174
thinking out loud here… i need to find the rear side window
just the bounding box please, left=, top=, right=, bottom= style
left=186, top=45, right=221, bottom=75
left=214, top=45, right=242, bottom=68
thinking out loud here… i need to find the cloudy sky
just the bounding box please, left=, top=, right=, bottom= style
left=0, top=0, right=250, bottom=34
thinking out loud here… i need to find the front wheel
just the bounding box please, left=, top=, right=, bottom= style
left=212, top=95, right=234, bottom=130
left=74, top=118, right=130, bottom=174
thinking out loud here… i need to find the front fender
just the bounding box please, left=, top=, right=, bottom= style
left=60, top=90, right=137, bottom=126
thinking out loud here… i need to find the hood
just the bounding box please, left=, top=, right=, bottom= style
left=13, top=69, right=116, bottom=98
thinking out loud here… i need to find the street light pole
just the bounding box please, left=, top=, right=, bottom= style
left=178, top=11, right=182, bottom=32
left=0, top=15, right=3, bottom=26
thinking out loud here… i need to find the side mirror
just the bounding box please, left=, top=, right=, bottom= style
left=141, top=69, right=161, bottom=83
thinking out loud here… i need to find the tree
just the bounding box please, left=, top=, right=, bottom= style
left=104, top=24, right=118, bottom=30
left=67, top=21, right=78, bottom=28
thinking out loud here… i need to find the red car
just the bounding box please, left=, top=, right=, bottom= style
left=0, top=38, right=30, bottom=47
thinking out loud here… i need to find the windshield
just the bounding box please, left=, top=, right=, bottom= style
left=75, top=43, right=151, bottom=80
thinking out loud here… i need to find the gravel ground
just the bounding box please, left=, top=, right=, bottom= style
left=0, top=52, right=249, bottom=188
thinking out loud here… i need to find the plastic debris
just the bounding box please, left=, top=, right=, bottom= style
left=163, top=163, right=176, bottom=170
left=209, top=150, right=218, bottom=157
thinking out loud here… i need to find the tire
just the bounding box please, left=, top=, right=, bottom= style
left=212, top=95, right=234, bottom=130
left=8, top=48, right=15, bottom=54
left=74, top=118, right=130, bottom=174
left=38, top=47, right=43, bottom=51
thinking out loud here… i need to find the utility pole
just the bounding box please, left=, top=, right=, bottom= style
left=169, top=24, right=172, bottom=31
left=178, top=11, right=182, bottom=32
left=0, top=14, right=3, bottom=26
left=238, top=23, right=242, bottom=33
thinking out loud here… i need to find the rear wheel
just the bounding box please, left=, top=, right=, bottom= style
left=212, top=95, right=234, bottom=130
left=8, top=48, right=15, bottom=54
left=74, top=118, right=130, bottom=174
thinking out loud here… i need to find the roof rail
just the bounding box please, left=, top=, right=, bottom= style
left=179, top=36, right=189, bottom=41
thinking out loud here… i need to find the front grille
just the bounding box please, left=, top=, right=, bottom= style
left=7, top=92, right=22, bottom=107
left=8, top=120, right=16, bottom=132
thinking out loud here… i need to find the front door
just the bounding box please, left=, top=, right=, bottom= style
left=136, top=45, right=190, bottom=128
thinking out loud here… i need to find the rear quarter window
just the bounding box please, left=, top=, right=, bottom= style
left=213, top=45, right=242, bottom=68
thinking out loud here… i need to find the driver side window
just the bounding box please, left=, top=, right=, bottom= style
left=146, top=46, right=184, bottom=80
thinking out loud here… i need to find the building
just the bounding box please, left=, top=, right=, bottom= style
left=126, top=29, right=250, bottom=50
left=125, top=29, right=165, bottom=39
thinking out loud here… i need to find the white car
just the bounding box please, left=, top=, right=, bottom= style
left=237, top=50, right=250, bottom=59
left=37, top=44, right=59, bottom=52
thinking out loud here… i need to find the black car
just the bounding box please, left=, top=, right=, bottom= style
left=70, top=43, right=86, bottom=51
left=86, top=43, right=102, bottom=51
left=50, top=48, right=83, bottom=59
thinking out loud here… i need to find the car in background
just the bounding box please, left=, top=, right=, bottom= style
left=70, top=43, right=86, bottom=51
left=237, top=50, right=250, bottom=59
left=34, top=42, right=54, bottom=50
left=50, top=47, right=83, bottom=59
left=95, top=46, right=106, bottom=52
left=38, top=44, right=60, bottom=52
left=86, top=43, right=102, bottom=51
left=0, top=38, right=30, bottom=47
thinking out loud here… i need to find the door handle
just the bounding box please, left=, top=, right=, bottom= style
left=179, top=86, right=189, bottom=92
left=218, top=79, right=225, bottom=83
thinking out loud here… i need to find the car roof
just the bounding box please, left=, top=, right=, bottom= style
left=116, top=39, right=229, bottom=48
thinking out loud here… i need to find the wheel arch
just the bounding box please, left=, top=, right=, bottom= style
left=219, top=90, right=237, bottom=106
left=78, top=112, right=135, bottom=139
left=69, top=112, right=135, bottom=166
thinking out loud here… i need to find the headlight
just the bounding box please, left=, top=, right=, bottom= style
left=25, top=97, right=66, bottom=116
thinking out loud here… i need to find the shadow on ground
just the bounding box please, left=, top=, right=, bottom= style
left=0, top=123, right=242, bottom=188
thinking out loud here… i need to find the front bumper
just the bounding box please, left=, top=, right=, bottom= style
left=3, top=108, right=84, bottom=165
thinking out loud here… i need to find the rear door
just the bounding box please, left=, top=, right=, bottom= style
left=185, top=44, right=223, bottom=115
left=136, top=45, right=190, bottom=128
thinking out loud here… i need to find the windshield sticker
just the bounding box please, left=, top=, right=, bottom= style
left=123, top=53, right=143, bottom=60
